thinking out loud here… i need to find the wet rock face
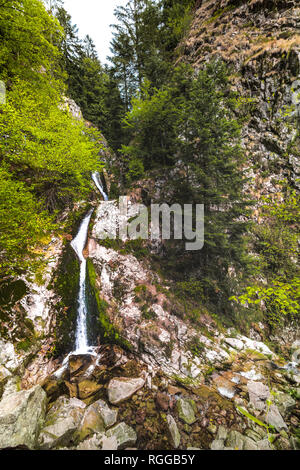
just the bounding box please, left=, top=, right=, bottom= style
left=182, top=0, right=300, bottom=192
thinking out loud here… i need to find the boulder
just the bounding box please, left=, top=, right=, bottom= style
left=167, top=414, right=180, bottom=449
left=274, top=391, right=296, bottom=417
left=243, top=437, right=259, bottom=451
left=225, top=430, right=246, bottom=450
left=105, top=423, right=137, bottom=449
left=77, top=399, right=117, bottom=442
left=39, top=396, right=86, bottom=449
left=176, top=398, right=197, bottom=425
left=77, top=404, right=105, bottom=442
left=224, top=338, right=244, bottom=351
left=211, top=439, right=225, bottom=450
left=100, top=434, right=119, bottom=450
left=77, top=434, right=103, bottom=450
left=216, top=426, right=228, bottom=440
left=68, top=354, right=93, bottom=377
left=94, top=399, right=118, bottom=428
left=65, top=379, right=102, bottom=404
left=42, top=376, right=68, bottom=402
left=247, top=381, right=270, bottom=411
left=257, top=439, right=273, bottom=450
left=107, top=377, right=145, bottom=405
left=265, top=404, right=288, bottom=431
left=0, top=385, right=47, bottom=449
left=156, top=392, right=170, bottom=411
left=0, top=338, right=20, bottom=371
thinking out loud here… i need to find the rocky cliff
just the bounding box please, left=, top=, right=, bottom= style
left=181, top=0, right=299, bottom=195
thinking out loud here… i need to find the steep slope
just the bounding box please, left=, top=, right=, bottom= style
left=181, top=0, right=300, bottom=194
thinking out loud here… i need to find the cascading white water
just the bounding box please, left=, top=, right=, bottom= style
left=92, top=171, right=109, bottom=201
left=71, top=209, right=93, bottom=353
left=54, top=173, right=108, bottom=375
left=70, top=173, right=108, bottom=353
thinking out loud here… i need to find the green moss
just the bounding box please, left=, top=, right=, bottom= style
left=186, top=337, right=205, bottom=357
left=15, top=337, right=34, bottom=352
left=141, top=305, right=157, bottom=321
left=122, top=239, right=148, bottom=259
left=99, top=238, right=122, bottom=250
left=86, top=258, right=133, bottom=351
left=204, top=5, right=235, bottom=25
left=98, top=237, right=148, bottom=260
left=52, top=245, right=80, bottom=357
left=0, top=278, right=31, bottom=341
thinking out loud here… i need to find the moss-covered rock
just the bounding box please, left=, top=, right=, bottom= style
left=52, top=244, right=80, bottom=356
left=86, top=259, right=132, bottom=351
left=176, top=398, right=197, bottom=425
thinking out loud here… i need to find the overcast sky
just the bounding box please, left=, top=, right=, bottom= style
left=62, top=0, right=128, bottom=64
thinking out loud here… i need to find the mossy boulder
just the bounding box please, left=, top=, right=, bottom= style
left=52, top=244, right=80, bottom=356
left=176, top=398, right=197, bottom=425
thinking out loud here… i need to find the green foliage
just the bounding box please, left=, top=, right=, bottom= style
left=122, top=72, right=186, bottom=168
left=231, top=188, right=300, bottom=328
left=55, top=6, right=124, bottom=151
left=231, top=278, right=300, bottom=328
left=173, top=279, right=204, bottom=302
left=121, top=239, right=148, bottom=259
left=236, top=406, right=271, bottom=431
left=0, top=0, right=63, bottom=83
left=0, top=168, right=52, bottom=274
left=141, top=305, right=157, bottom=320
left=123, top=60, right=253, bottom=314
left=161, top=0, right=196, bottom=51
left=15, top=337, right=34, bottom=352
left=0, top=81, right=103, bottom=209
left=134, top=284, right=153, bottom=304
left=126, top=157, right=145, bottom=183
left=109, top=0, right=196, bottom=112
left=0, top=1, right=104, bottom=277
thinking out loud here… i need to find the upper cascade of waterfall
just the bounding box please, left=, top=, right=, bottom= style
left=92, top=171, right=109, bottom=201
left=70, top=209, right=93, bottom=262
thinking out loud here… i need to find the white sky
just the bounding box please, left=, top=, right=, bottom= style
left=62, top=0, right=128, bottom=64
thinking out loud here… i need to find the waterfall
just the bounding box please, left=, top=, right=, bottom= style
left=71, top=209, right=93, bottom=353
left=92, top=171, right=109, bottom=201
left=70, top=172, right=108, bottom=353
